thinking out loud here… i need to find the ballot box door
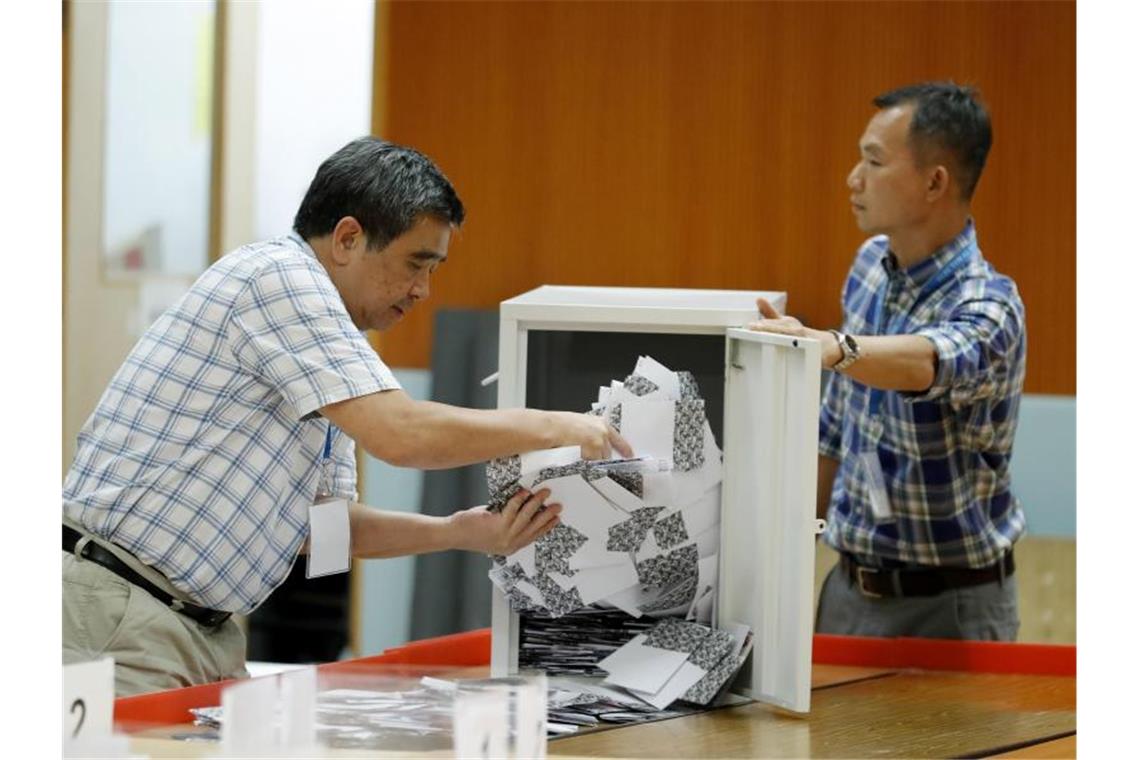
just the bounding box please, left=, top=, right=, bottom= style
left=720, top=327, right=822, bottom=714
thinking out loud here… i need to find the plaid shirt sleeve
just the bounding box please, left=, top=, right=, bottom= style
left=819, top=255, right=868, bottom=459
left=905, top=276, right=1025, bottom=409
left=332, top=435, right=359, bottom=502
left=818, top=370, right=844, bottom=459
left=227, top=257, right=400, bottom=420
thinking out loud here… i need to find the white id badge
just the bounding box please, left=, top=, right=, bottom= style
left=306, top=498, right=351, bottom=578
left=860, top=452, right=894, bottom=522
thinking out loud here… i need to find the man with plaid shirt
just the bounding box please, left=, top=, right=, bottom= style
left=750, top=82, right=1025, bottom=640
left=63, top=138, right=632, bottom=695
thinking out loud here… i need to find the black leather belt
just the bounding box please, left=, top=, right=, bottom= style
left=64, top=525, right=232, bottom=628
left=839, top=551, right=1015, bottom=598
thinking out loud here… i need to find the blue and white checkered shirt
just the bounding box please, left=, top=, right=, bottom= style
left=820, top=220, right=1027, bottom=569
left=63, top=233, right=399, bottom=613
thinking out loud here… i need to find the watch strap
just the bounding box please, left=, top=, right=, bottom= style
left=828, top=329, right=860, bottom=371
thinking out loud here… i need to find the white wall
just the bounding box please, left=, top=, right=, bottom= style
left=65, top=0, right=375, bottom=469
left=254, top=0, right=375, bottom=239
left=103, top=1, right=214, bottom=276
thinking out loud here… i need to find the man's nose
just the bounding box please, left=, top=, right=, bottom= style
left=410, top=271, right=430, bottom=301
left=847, top=164, right=862, bottom=190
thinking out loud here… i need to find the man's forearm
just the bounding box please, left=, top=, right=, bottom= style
left=322, top=391, right=592, bottom=470
left=815, top=330, right=936, bottom=391
left=348, top=502, right=457, bottom=558
left=390, top=402, right=565, bottom=469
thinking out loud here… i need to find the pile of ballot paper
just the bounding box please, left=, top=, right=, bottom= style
left=595, top=617, right=753, bottom=709
left=486, top=356, right=723, bottom=621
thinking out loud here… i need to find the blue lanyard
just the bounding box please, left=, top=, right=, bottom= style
left=869, top=245, right=973, bottom=335
left=317, top=424, right=334, bottom=496
left=866, top=244, right=973, bottom=421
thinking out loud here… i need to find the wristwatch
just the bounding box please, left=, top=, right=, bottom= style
left=828, top=329, right=861, bottom=371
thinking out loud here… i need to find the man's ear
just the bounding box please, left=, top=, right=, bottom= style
left=330, top=216, right=364, bottom=264
left=926, top=165, right=951, bottom=202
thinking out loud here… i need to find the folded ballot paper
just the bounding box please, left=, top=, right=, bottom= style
left=596, top=618, right=753, bottom=709
left=486, top=356, right=723, bottom=622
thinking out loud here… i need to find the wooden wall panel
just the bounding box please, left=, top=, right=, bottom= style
left=372, top=0, right=1074, bottom=395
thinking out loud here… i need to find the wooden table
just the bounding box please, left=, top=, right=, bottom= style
left=117, top=631, right=1076, bottom=758
left=552, top=666, right=1074, bottom=758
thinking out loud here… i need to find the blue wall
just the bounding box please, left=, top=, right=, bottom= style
left=1009, top=394, right=1076, bottom=537
left=357, top=369, right=432, bottom=655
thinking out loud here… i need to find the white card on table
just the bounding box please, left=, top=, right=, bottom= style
left=278, top=666, right=317, bottom=749
left=307, top=497, right=351, bottom=578
left=63, top=658, right=114, bottom=748
left=222, top=676, right=278, bottom=754
left=514, top=676, right=548, bottom=760
left=454, top=689, right=510, bottom=759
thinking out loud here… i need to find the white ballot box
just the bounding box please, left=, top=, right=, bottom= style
left=491, top=285, right=824, bottom=713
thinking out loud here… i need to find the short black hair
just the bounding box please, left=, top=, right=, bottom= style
left=873, top=81, right=993, bottom=200
left=293, top=137, right=465, bottom=250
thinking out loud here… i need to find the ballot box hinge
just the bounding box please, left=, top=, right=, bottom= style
left=728, top=340, right=744, bottom=370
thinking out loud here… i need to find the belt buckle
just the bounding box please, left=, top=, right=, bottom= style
left=856, top=566, right=883, bottom=598
left=204, top=610, right=230, bottom=627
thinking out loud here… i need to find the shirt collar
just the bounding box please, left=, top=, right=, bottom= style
left=880, top=218, right=977, bottom=290
left=285, top=231, right=313, bottom=253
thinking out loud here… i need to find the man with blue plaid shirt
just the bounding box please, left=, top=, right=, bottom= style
left=750, top=82, right=1025, bottom=640
left=63, top=138, right=632, bottom=695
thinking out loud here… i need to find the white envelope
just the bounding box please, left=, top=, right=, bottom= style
left=597, top=585, right=645, bottom=618
left=599, top=634, right=690, bottom=694
left=514, top=580, right=545, bottom=606
left=678, top=488, right=722, bottom=537
left=590, top=476, right=645, bottom=514
left=634, top=355, right=682, bottom=399
left=519, top=445, right=582, bottom=482
left=642, top=471, right=677, bottom=506
left=506, top=542, right=537, bottom=577
left=535, top=474, right=626, bottom=540
left=572, top=562, right=640, bottom=605
left=628, top=661, right=706, bottom=710
left=619, top=397, right=676, bottom=463
left=547, top=571, right=577, bottom=592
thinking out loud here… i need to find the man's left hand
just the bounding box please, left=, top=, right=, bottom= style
left=748, top=297, right=842, bottom=367
left=448, top=488, right=561, bottom=557
left=748, top=297, right=810, bottom=337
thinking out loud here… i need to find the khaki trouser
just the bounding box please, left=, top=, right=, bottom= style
left=62, top=522, right=249, bottom=697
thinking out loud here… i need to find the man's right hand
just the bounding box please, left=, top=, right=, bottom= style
left=555, top=412, right=634, bottom=460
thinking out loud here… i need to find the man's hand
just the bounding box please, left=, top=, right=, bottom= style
left=556, top=412, right=634, bottom=460
left=447, top=488, right=562, bottom=556
left=749, top=298, right=842, bottom=367
left=749, top=297, right=809, bottom=337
